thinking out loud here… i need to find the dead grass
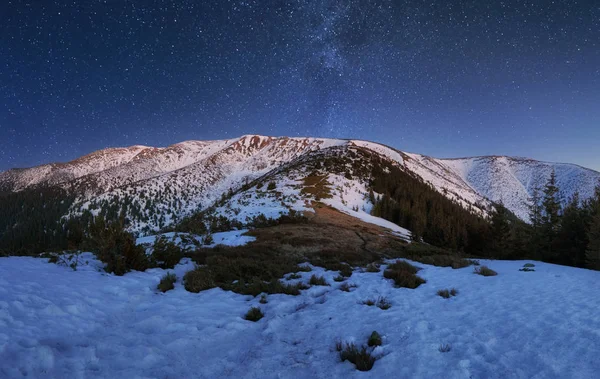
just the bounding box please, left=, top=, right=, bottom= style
left=439, top=343, right=452, bottom=353
left=437, top=288, right=458, bottom=299
left=474, top=265, right=498, bottom=276
left=245, top=307, right=264, bottom=322
left=157, top=272, right=177, bottom=293
left=365, top=263, right=380, bottom=272
left=363, top=296, right=391, bottom=310
left=383, top=243, right=477, bottom=269
left=309, top=275, right=329, bottom=286
left=368, top=331, right=382, bottom=347
left=336, top=342, right=377, bottom=372
left=383, top=260, right=426, bottom=289
left=339, top=282, right=357, bottom=292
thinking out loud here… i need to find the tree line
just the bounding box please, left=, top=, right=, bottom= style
left=370, top=160, right=600, bottom=270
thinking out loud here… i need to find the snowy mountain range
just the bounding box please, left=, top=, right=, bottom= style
left=1, top=135, right=598, bottom=234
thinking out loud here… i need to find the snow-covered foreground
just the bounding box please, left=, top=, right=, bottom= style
left=1, top=256, right=600, bottom=378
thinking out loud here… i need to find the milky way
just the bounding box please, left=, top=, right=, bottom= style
left=1, top=1, right=599, bottom=171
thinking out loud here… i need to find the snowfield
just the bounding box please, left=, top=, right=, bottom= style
left=1, top=256, right=600, bottom=378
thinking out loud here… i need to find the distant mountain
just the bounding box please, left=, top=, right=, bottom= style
left=1, top=135, right=598, bottom=234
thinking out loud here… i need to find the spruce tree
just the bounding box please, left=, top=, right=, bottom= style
left=556, top=193, right=588, bottom=267
left=586, top=187, right=600, bottom=270
left=540, top=170, right=562, bottom=262
left=489, top=202, right=511, bottom=258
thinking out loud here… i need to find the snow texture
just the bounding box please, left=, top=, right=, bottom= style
left=1, top=256, right=599, bottom=378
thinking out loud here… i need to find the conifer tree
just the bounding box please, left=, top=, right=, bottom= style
left=540, top=170, right=562, bottom=262
left=489, top=202, right=511, bottom=258
left=586, top=187, right=600, bottom=270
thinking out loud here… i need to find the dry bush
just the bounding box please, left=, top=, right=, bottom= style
left=365, top=263, right=380, bottom=272
left=439, top=343, right=452, bottom=353
left=339, top=282, right=357, bottom=292
left=383, top=260, right=426, bottom=289
left=437, top=288, right=458, bottom=298
left=245, top=307, right=264, bottom=322
left=157, top=272, right=177, bottom=293
left=336, top=342, right=377, bottom=372
left=474, top=265, right=498, bottom=276
left=183, top=267, right=216, bottom=293
left=309, top=274, right=329, bottom=286
left=363, top=296, right=391, bottom=309
left=368, top=331, right=382, bottom=347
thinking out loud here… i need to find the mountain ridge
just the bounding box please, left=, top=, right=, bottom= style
left=1, top=135, right=598, bottom=232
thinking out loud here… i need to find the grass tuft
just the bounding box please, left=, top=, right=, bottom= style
left=339, top=282, right=357, bottom=292
left=383, top=260, right=426, bottom=289
left=362, top=296, right=391, bottom=310
left=244, top=307, right=264, bottom=322
left=519, top=267, right=535, bottom=272
left=439, top=343, right=452, bottom=353
left=365, top=263, right=380, bottom=273
left=368, top=331, right=382, bottom=347
left=157, top=272, right=177, bottom=293
left=183, top=267, right=216, bottom=293
left=523, top=263, right=535, bottom=268
left=309, top=274, right=329, bottom=286
left=339, top=264, right=353, bottom=278
left=474, top=265, right=498, bottom=276
left=336, top=342, right=377, bottom=372
left=437, top=288, right=458, bottom=298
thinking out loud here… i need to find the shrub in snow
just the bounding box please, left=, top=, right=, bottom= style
left=339, top=264, right=353, bottom=278
left=368, top=331, right=382, bottom=347
left=437, top=288, right=458, bottom=298
left=383, top=260, right=426, bottom=289
left=363, top=296, right=391, bottom=310
left=339, top=282, right=357, bottom=292
left=336, top=341, right=377, bottom=372
left=474, top=266, right=498, bottom=276
left=333, top=275, right=345, bottom=282
left=157, top=272, right=177, bottom=293
left=376, top=296, right=391, bottom=310
left=297, top=264, right=312, bottom=272
left=519, top=267, right=535, bottom=272
left=287, top=273, right=302, bottom=280
left=392, top=243, right=476, bottom=269
left=85, top=216, right=150, bottom=275
left=202, top=233, right=214, bottom=245
left=183, top=267, right=216, bottom=293
left=439, top=343, right=452, bottom=353
left=245, top=307, right=264, bottom=322
left=309, top=275, right=329, bottom=286
left=259, top=294, right=268, bottom=304
left=365, top=263, right=380, bottom=273
left=151, top=237, right=183, bottom=269
left=267, top=181, right=277, bottom=191
left=523, top=263, right=535, bottom=268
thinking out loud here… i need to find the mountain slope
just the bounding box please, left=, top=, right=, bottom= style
left=440, top=156, right=600, bottom=221
left=1, top=135, right=598, bottom=235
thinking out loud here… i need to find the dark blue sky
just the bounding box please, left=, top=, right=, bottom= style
left=1, top=0, right=599, bottom=172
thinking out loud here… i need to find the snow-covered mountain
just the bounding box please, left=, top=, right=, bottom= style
left=1, top=135, right=598, bottom=232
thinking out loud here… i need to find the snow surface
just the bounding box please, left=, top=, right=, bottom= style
left=136, top=230, right=256, bottom=248
left=440, top=156, right=600, bottom=221
left=322, top=173, right=412, bottom=240
left=2, top=256, right=599, bottom=378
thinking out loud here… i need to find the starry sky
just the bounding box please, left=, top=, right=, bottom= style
left=1, top=0, right=599, bottom=172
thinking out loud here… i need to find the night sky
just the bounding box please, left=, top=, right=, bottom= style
left=1, top=0, right=599, bottom=172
